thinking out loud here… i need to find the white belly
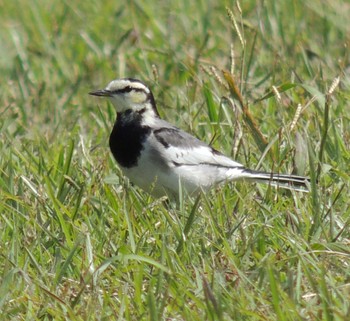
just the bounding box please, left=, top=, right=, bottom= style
left=121, top=159, right=241, bottom=198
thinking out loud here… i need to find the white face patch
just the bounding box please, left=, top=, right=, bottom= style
left=130, top=91, right=148, bottom=104
left=104, top=78, right=151, bottom=113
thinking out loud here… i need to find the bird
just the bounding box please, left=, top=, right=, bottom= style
left=89, top=78, right=309, bottom=199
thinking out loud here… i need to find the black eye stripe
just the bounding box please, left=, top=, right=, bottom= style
left=111, top=86, right=148, bottom=94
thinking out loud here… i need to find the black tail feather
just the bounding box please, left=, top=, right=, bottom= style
left=243, top=169, right=310, bottom=192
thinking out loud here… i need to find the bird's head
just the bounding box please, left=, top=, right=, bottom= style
left=89, top=78, right=159, bottom=116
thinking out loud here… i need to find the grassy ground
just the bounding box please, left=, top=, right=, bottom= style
left=1, top=0, right=349, bottom=320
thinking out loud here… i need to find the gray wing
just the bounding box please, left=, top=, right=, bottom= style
left=154, top=127, right=208, bottom=149
left=152, top=125, right=244, bottom=168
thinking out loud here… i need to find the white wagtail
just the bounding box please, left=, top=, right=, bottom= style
left=89, top=78, right=309, bottom=198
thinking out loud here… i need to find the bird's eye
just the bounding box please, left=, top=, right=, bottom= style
left=122, top=86, right=134, bottom=93
left=110, top=86, right=132, bottom=94
left=114, top=86, right=141, bottom=94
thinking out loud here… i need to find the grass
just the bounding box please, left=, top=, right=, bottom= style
left=1, top=0, right=350, bottom=320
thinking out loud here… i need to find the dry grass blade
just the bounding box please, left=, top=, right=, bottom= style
left=317, top=76, right=341, bottom=178
left=222, top=70, right=268, bottom=152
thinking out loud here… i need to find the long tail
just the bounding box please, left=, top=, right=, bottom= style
left=241, top=168, right=310, bottom=192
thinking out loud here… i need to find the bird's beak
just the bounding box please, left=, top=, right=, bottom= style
left=89, top=89, right=111, bottom=97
